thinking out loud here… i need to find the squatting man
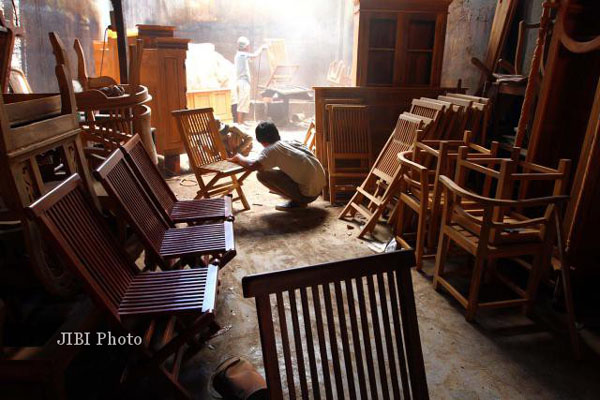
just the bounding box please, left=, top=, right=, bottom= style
left=228, top=121, right=326, bottom=211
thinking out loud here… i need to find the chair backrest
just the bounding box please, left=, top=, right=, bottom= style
left=409, top=99, right=445, bottom=121
left=26, top=174, right=136, bottom=321
left=242, top=250, right=429, bottom=400
left=326, top=104, right=371, bottom=155
left=121, top=134, right=176, bottom=215
left=372, top=113, right=424, bottom=182
left=303, top=121, right=316, bottom=153
left=94, top=149, right=170, bottom=259
left=172, top=108, right=226, bottom=169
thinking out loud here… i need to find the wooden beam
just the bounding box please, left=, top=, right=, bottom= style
left=111, top=0, right=128, bottom=83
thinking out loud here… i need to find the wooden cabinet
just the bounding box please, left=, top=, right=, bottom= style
left=352, top=0, right=452, bottom=87
left=137, top=25, right=190, bottom=157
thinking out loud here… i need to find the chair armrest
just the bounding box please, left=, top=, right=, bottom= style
left=398, top=151, right=427, bottom=172
left=87, top=76, right=118, bottom=89
left=439, top=176, right=570, bottom=207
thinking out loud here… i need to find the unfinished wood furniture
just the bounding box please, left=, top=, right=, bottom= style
left=186, top=88, right=233, bottom=123
left=433, top=147, right=571, bottom=321
left=352, top=0, right=452, bottom=87
left=395, top=135, right=499, bottom=269
left=242, top=250, right=429, bottom=399
left=339, top=113, right=425, bottom=237
left=302, top=121, right=316, bottom=154
left=264, top=39, right=299, bottom=87
left=314, top=86, right=465, bottom=200
left=121, top=135, right=233, bottom=224
left=471, top=0, right=521, bottom=95
left=172, top=107, right=251, bottom=210
left=26, top=174, right=220, bottom=399
left=49, top=32, right=155, bottom=168
left=408, top=99, right=446, bottom=139
left=94, top=149, right=236, bottom=270
left=73, top=38, right=118, bottom=90
left=137, top=25, right=190, bottom=166
left=446, top=93, right=492, bottom=144
left=524, top=0, right=599, bottom=333
left=326, top=104, right=372, bottom=203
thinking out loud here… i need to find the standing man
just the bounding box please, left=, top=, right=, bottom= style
left=234, top=36, right=266, bottom=124
left=228, top=121, right=326, bottom=211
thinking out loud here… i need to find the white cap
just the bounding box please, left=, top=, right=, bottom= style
left=237, top=36, right=250, bottom=50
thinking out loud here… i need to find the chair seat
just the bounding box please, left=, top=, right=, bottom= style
left=169, top=196, right=233, bottom=223
left=119, top=266, right=218, bottom=317
left=159, top=221, right=234, bottom=258
left=447, top=222, right=543, bottom=256
left=200, top=160, right=245, bottom=174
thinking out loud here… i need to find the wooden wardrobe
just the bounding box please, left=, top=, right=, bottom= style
left=526, top=0, right=600, bottom=297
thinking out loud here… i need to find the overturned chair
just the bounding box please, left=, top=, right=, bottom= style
left=26, top=174, right=220, bottom=399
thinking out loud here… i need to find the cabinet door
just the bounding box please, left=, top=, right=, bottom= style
left=399, top=13, right=442, bottom=86
left=364, top=13, right=399, bottom=86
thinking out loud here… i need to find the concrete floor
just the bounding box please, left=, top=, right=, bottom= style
left=167, top=126, right=600, bottom=399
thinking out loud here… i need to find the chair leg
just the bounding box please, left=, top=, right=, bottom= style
left=465, top=256, right=486, bottom=322
left=432, top=232, right=451, bottom=289
left=329, top=175, right=336, bottom=205
left=524, top=251, right=547, bottom=315
left=339, top=191, right=360, bottom=219
left=394, top=200, right=406, bottom=238
left=232, top=175, right=250, bottom=210
left=414, top=209, right=427, bottom=271
left=560, top=262, right=582, bottom=360
left=358, top=207, right=384, bottom=238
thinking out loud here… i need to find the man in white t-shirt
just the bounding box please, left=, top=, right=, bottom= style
left=234, top=36, right=266, bottom=124
left=228, top=121, right=326, bottom=211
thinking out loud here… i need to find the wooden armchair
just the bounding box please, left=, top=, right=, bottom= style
left=339, top=113, right=425, bottom=238
left=242, top=250, right=429, bottom=399
left=433, top=147, right=571, bottom=321
left=395, top=133, right=499, bottom=269
left=172, top=108, right=251, bottom=210
left=73, top=38, right=118, bottom=90
left=94, top=149, right=236, bottom=270
left=121, top=135, right=233, bottom=224
left=26, top=174, right=220, bottom=399
left=326, top=104, right=372, bottom=204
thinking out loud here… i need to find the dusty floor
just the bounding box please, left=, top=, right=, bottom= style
left=166, top=126, right=600, bottom=400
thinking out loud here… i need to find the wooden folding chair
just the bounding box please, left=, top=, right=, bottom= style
left=242, top=250, right=429, bottom=399
left=437, top=95, right=473, bottom=140
left=408, top=99, right=447, bottom=139
left=326, top=104, right=373, bottom=204
left=172, top=108, right=251, bottom=210
left=433, top=147, right=571, bottom=321
left=121, top=135, right=233, bottom=224
left=26, top=174, right=220, bottom=399
left=302, top=121, right=316, bottom=153
left=395, top=133, right=500, bottom=269
left=94, top=149, right=235, bottom=270
left=339, top=113, right=425, bottom=238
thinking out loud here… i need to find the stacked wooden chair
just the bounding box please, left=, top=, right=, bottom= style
left=339, top=113, right=425, bottom=237
left=172, top=108, right=252, bottom=210
left=408, top=99, right=447, bottom=139
left=433, top=146, right=571, bottom=322
left=26, top=174, right=220, bottom=399
left=326, top=104, right=372, bottom=203
left=242, top=250, right=429, bottom=399
left=395, top=133, right=500, bottom=269
left=121, top=135, right=233, bottom=224
left=94, top=149, right=235, bottom=270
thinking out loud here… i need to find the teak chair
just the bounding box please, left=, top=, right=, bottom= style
left=408, top=99, right=446, bottom=139
left=433, top=147, right=571, bottom=321
left=326, top=104, right=372, bottom=204
left=94, top=149, right=235, bottom=270
left=395, top=134, right=500, bottom=269
left=121, top=135, right=233, bottom=224
left=242, top=250, right=429, bottom=400
left=172, top=108, right=251, bottom=210
left=26, top=174, right=219, bottom=399
left=339, top=113, right=425, bottom=238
